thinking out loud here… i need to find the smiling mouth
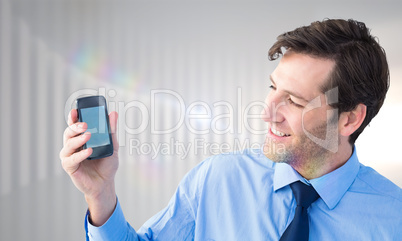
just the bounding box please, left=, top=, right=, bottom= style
left=271, top=128, right=291, bottom=137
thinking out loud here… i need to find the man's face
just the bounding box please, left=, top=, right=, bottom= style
left=262, top=51, right=337, bottom=168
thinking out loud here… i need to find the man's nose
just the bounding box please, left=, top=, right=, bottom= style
left=260, top=92, right=285, bottom=123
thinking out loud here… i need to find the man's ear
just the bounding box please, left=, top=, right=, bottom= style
left=338, top=103, right=367, bottom=137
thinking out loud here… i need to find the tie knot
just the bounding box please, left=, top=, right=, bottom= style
left=290, top=181, right=319, bottom=208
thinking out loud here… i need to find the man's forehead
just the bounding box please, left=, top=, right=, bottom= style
left=272, top=52, right=335, bottom=98
left=269, top=75, right=311, bottom=103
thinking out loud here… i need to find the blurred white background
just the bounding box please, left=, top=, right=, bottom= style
left=1, top=0, right=401, bottom=240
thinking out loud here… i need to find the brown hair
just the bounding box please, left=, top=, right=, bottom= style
left=268, top=19, right=390, bottom=145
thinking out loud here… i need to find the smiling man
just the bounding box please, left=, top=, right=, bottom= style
left=262, top=52, right=343, bottom=180
left=61, top=19, right=402, bottom=240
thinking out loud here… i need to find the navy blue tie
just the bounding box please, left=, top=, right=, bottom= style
left=279, top=181, right=319, bottom=241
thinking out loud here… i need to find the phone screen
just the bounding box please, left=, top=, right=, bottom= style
left=80, top=106, right=111, bottom=148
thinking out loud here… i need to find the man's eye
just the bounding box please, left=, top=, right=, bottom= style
left=287, top=98, right=303, bottom=108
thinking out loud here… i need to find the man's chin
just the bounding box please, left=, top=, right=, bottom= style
left=262, top=142, right=289, bottom=163
left=266, top=152, right=291, bottom=164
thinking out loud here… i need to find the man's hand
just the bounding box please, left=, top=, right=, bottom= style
left=60, top=109, right=119, bottom=226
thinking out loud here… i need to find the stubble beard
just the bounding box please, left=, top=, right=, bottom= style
left=263, top=120, right=339, bottom=169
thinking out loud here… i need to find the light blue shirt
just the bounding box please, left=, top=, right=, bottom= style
left=86, top=148, right=402, bottom=240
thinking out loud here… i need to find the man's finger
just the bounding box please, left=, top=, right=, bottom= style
left=109, top=111, right=119, bottom=152
left=63, top=122, right=88, bottom=145
left=61, top=148, right=93, bottom=174
left=68, top=109, right=78, bottom=126
left=62, top=131, right=91, bottom=157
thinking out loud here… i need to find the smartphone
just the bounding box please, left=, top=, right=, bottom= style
left=76, top=95, right=113, bottom=160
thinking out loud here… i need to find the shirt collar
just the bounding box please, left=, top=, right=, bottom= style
left=273, top=147, right=360, bottom=210
left=273, top=163, right=301, bottom=191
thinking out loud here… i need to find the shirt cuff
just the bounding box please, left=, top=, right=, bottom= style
left=86, top=198, right=130, bottom=241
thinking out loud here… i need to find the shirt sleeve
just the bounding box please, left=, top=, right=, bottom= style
left=134, top=158, right=211, bottom=240
left=135, top=182, right=196, bottom=240
left=84, top=158, right=210, bottom=241
left=85, top=199, right=139, bottom=241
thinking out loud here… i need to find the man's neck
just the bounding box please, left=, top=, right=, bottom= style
left=291, top=144, right=354, bottom=180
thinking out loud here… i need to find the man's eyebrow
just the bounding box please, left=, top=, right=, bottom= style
left=269, top=75, right=310, bottom=103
